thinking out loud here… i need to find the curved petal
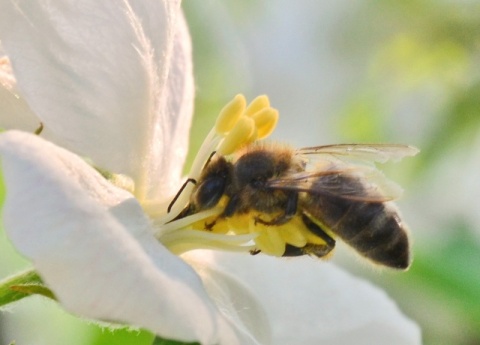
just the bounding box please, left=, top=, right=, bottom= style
left=0, top=130, right=232, bottom=344
left=184, top=251, right=422, bottom=345
left=190, top=262, right=272, bottom=345
left=0, top=0, right=186, bottom=185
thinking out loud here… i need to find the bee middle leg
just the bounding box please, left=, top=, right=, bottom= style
left=254, top=192, right=298, bottom=226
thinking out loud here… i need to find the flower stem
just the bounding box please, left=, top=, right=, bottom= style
left=0, top=268, right=55, bottom=308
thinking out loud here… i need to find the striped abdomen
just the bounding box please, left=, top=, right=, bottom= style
left=303, top=175, right=410, bottom=269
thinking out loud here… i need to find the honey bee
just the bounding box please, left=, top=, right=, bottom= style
left=172, top=142, right=417, bottom=270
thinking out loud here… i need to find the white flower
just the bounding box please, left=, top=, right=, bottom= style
left=0, top=0, right=421, bottom=344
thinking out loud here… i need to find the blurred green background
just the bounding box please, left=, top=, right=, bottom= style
left=2, top=1, right=480, bottom=344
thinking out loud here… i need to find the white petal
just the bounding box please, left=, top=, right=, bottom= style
left=0, top=56, right=40, bottom=132
left=0, top=130, right=233, bottom=344
left=185, top=251, right=422, bottom=345
left=146, top=11, right=194, bottom=199
left=190, top=261, right=272, bottom=345
left=0, top=0, right=185, bottom=184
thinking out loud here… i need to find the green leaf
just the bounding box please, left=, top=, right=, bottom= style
left=152, top=336, right=200, bottom=345
left=409, top=225, right=480, bottom=328
left=0, top=268, right=55, bottom=308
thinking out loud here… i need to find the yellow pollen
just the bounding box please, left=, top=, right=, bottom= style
left=217, top=116, right=256, bottom=155
left=245, top=94, right=270, bottom=117
left=276, top=218, right=308, bottom=248
left=215, top=94, right=246, bottom=134
left=254, top=227, right=286, bottom=257
left=250, top=107, right=279, bottom=139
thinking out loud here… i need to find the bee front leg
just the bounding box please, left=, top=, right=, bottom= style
left=223, top=193, right=242, bottom=217
left=255, top=192, right=298, bottom=226
left=205, top=193, right=241, bottom=230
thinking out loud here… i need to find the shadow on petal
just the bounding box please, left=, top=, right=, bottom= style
left=185, top=251, right=272, bottom=345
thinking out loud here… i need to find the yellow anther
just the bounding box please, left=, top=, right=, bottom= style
left=217, top=116, right=255, bottom=155
left=245, top=95, right=270, bottom=117
left=215, top=94, right=246, bottom=134
left=250, top=107, right=279, bottom=139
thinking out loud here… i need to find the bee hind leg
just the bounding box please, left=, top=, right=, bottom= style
left=282, top=243, right=333, bottom=258
left=300, top=213, right=336, bottom=257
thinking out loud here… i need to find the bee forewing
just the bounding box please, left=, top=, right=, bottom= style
left=297, top=144, right=419, bottom=164
left=267, top=165, right=403, bottom=202
left=355, top=166, right=404, bottom=201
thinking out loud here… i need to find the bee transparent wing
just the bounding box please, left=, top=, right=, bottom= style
left=297, top=144, right=419, bottom=164
left=267, top=165, right=403, bottom=203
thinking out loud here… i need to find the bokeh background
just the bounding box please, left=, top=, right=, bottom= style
left=1, top=1, right=480, bottom=344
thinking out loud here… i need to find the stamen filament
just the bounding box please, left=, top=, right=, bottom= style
left=162, top=230, right=258, bottom=255
left=163, top=128, right=220, bottom=221
left=155, top=207, right=223, bottom=237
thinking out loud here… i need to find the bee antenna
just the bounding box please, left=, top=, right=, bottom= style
left=204, top=151, right=217, bottom=168
left=167, top=178, right=197, bottom=213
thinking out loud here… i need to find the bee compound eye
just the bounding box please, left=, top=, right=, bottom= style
left=194, top=177, right=226, bottom=209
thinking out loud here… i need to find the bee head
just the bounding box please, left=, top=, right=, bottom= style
left=192, top=156, right=232, bottom=210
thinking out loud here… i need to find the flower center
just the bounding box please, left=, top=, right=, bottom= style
left=153, top=94, right=289, bottom=255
